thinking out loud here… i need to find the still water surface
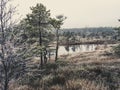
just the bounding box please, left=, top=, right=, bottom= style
left=58, top=44, right=98, bottom=55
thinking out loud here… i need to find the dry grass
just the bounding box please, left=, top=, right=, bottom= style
left=9, top=44, right=120, bottom=90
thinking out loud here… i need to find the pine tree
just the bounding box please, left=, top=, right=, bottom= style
left=50, top=15, right=66, bottom=61
left=21, top=3, right=54, bottom=68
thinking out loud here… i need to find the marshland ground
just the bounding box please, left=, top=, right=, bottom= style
left=1, top=1, right=120, bottom=90
left=10, top=44, right=120, bottom=90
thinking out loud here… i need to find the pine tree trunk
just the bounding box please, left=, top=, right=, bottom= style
left=4, top=69, right=8, bottom=90
left=38, top=13, right=43, bottom=69
left=55, top=29, right=59, bottom=62
left=44, top=49, right=47, bottom=64
left=39, top=30, right=43, bottom=69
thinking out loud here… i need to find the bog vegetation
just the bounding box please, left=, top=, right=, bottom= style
left=0, top=0, right=120, bottom=90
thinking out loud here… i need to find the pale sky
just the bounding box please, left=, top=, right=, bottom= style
left=12, top=0, right=120, bottom=28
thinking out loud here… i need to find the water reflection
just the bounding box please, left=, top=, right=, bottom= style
left=58, top=44, right=97, bottom=55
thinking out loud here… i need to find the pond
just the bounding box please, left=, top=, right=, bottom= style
left=58, top=44, right=99, bottom=55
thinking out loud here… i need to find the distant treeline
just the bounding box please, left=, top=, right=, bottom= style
left=58, top=27, right=119, bottom=45
left=60, top=27, right=115, bottom=35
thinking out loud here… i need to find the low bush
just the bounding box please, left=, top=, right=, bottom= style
left=113, top=44, right=120, bottom=57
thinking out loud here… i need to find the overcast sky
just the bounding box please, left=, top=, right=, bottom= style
left=12, top=0, right=120, bottom=28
